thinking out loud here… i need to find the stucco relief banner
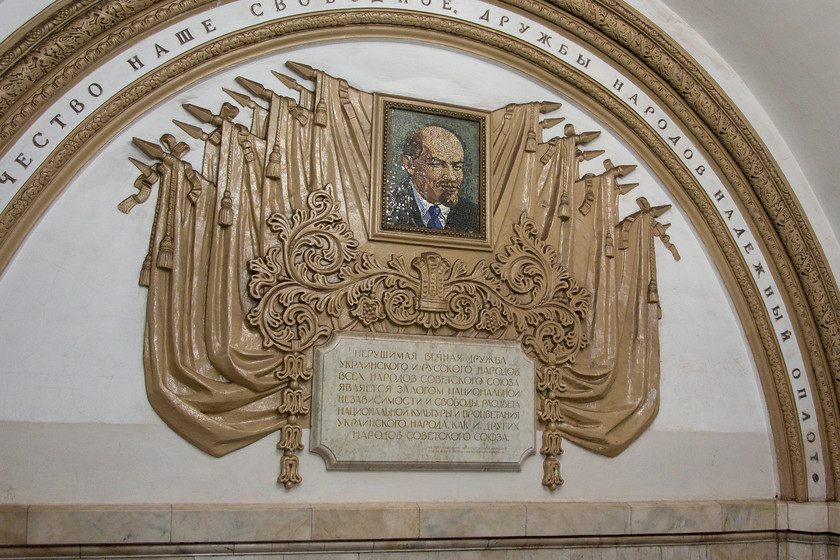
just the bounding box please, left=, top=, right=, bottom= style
left=124, top=61, right=677, bottom=489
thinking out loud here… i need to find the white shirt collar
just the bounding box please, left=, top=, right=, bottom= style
left=411, top=182, right=450, bottom=227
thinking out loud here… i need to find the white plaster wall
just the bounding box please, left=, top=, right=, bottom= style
left=0, top=42, right=777, bottom=503
left=630, top=0, right=840, bottom=283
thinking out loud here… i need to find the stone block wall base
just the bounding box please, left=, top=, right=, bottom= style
left=1, top=501, right=840, bottom=559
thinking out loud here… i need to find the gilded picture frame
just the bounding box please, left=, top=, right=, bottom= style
left=370, top=94, right=491, bottom=249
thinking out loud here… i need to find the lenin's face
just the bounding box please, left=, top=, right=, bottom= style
left=403, top=127, right=465, bottom=208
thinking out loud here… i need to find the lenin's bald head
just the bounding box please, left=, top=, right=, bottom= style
left=402, top=126, right=465, bottom=207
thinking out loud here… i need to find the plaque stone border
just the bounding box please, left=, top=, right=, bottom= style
left=311, top=332, right=536, bottom=471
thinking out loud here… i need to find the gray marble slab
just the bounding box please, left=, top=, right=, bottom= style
left=311, top=332, right=535, bottom=470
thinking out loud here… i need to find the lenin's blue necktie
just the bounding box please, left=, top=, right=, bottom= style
left=427, top=205, right=443, bottom=229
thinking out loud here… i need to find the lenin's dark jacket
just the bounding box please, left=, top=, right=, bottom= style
left=385, top=181, right=479, bottom=234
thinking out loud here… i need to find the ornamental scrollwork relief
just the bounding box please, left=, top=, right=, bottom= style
left=248, top=187, right=589, bottom=359
left=118, top=59, right=683, bottom=490
left=246, top=186, right=590, bottom=486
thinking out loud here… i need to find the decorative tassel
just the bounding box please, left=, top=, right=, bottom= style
left=314, top=99, right=327, bottom=127
left=542, top=455, right=564, bottom=490
left=540, top=429, right=563, bottom=456
left=557, top=193, right=570, bottom=220
left=538, top=398, right=564, bottom=424
left=266, top=147, right=283, bottom=179
left=278, top=424, right=304, bottom=451
left=278, top=386, right=308, bottom=415
left=219, top=190, right=234, bottom=227
left=138, top=253, right=151, bottom=287
left=605, top=233, right=615, bottom=258
left=156, top=235, right=173, bottom=270
left=525, top=127, right=537, bottom=152
left=536, top=366, right=566, bottom=394
left=278, top=450, right=302, bottom=488
left=647, top=279, right=659, bottom=304
left=156, top=153, right=178, bottom=271
left=277, top=413, right=303, bottom=488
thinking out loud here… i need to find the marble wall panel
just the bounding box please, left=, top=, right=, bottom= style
left=170, top=505, right=311, bottom=543
left=27, top=505, right=170, bottom=545
left=0, top=506, right=26, bottom=545
left=311, top=504, right=419, bottom=540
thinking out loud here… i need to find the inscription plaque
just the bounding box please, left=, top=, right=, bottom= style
left=311, top=333, right=536, bottom=470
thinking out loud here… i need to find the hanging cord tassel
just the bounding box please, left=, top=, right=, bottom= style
left=557, top=136, right=572, bottom=221
left=557, top=193, right=570, bottom=221
left=129, top=163, right=160, bottom=286
left=525, top=126, right=537, bottom=153
left=156, top=233, right=174, bottom=270
left=265, top=96, right=286, bottom=180
left=314, top=100, right=327, bottom=127
left=647, top=279, right=659, bottom=304
left=605, top=232, right=615, bottom=259
left=648, top=219, right=658, bottom=303
left=138, top=253, right=152, bottom=287
left=218, top=127, right=240, bottom=228
left=266, top=147, right=283, bottom=179
left=138, top=165, right=161, bottom=284
left=155, top=163, right=177, bottom=270
left=218, top=189, right=234, bottom=227
left=313, top=73, right=327, bottom=127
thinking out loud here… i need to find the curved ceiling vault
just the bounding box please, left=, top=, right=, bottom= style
left=0, top=0, right=838, bottom=502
